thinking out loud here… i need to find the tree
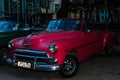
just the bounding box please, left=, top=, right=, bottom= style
left=57, top=0, right=70, bottom=18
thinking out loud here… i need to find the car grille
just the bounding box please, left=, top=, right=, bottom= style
left=14, top=49, right=49, bottom=63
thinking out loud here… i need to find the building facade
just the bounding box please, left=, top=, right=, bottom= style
left=0, top=0, right=120, bottom=25
left=0, top=0, right=62, bottom=25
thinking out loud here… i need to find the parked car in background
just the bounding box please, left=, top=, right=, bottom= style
left=0, top=17, right=44, bottom=63
left=7, top=18, right=117, bottom=78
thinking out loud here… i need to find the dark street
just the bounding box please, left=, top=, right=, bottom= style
left=0, top=46, right=120, bottom=80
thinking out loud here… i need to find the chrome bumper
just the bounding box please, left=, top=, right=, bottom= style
left=7, top=49, right=60, bottom=71
left=7, top=58, right=60, bottom=71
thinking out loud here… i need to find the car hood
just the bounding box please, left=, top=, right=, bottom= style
left=17, top=30, right=83, bottom=50
left=23, top=30, right=81, bottom=42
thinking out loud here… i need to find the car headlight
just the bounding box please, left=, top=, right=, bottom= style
left=8, top=42, right=14, bottom=49
left=49, top=43, right=57, bottom=53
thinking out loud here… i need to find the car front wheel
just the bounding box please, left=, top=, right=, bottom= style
left=59, top=56, right=78, bottom=78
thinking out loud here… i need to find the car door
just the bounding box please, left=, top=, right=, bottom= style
left=81, top=24, right=101, bottom=58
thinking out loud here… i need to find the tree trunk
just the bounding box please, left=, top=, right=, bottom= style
left=57, top=0, right=70, bottom=18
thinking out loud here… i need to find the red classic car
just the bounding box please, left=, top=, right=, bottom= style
left=7, top=18, right=117, bottom=78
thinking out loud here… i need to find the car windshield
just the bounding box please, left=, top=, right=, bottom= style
left=47, top=19, right=81, bottom=31
left=0, top=21, right=19, bottom=32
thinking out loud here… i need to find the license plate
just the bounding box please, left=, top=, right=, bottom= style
left=18, top=61, right=31, bottom=68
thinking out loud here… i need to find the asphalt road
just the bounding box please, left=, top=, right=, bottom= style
left=0, top=46, right=120, bottom=80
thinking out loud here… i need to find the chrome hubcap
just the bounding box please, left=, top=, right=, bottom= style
left=63, top=57, right=76, bottom=75
left=107, top=47, right=112, bottom=55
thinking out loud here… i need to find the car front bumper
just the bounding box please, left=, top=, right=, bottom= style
left=7, top=49, right=60, bottom=71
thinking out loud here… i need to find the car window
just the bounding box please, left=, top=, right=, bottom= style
left=47, top=19, right=81, bottom=31
left=0, top=21, right=19, bottom=32
left=89, top=23, right=106, bottom=30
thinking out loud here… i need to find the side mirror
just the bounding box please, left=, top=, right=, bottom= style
left=86, top=29, right=91, bottom=33
left=82, top=28, right=91, bottom=33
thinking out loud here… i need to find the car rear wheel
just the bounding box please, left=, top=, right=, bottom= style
left=0, top=48, right=9, bottom=64
left=59, top=56, right=78, bottom=78
left=105, top=45, right=113, bottom=57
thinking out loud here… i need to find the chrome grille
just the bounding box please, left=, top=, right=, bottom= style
left=14, top=49, right=48, bottom=58
left=14, top=49, right=48, bottom=63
